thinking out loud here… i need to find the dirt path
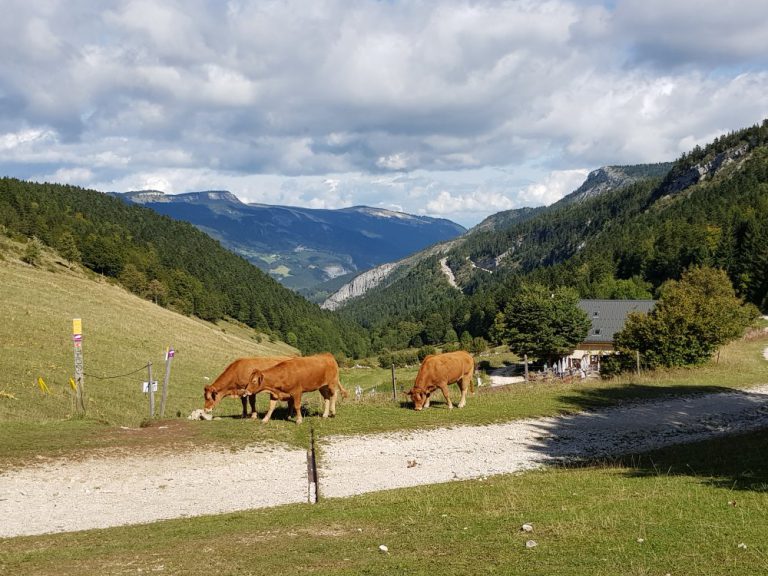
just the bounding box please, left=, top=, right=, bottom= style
left=2, top=380, right=768, bottom=539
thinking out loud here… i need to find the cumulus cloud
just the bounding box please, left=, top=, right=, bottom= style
left=425, top=189, right=518, bottom=218
left=518, top=169, right=591, bottom=205
left=0, top=0, right=767, bottom=225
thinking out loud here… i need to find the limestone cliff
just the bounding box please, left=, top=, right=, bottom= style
left=321, top=262, right=398, bottom=310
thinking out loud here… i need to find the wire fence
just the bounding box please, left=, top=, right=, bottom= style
left=84, top=363, right=150, bottom=381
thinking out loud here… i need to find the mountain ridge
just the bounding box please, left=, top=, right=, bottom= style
left=330, top=120, right=768, bottom=344
left=322, top=162, right=674, bottom=309
left=112, top=191, right=466, bottom=292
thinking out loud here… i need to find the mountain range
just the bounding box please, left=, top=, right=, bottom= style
left=322, top=161, right=673, bottom=310
left=112, top=191, right=466, bottom=295
left=329, top=121, right=768, bottom=346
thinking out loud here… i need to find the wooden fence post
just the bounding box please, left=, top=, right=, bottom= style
left=391, top=363, right=397, bottom=401
left=147, top=361, right=154, bottom=418
left=160, top=346, right=174, bottom=417
left=72, top=318, right=86, bottom=414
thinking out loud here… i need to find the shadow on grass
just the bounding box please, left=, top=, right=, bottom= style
left=557, top=383, right=734, bottom=412
left=611, top=428, right=768, bottom=492
left=523, top=384, right=768, bottom=493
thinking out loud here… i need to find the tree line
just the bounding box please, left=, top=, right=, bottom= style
left=0, top=178, right=369, bottom=358
left=339, top=121, right=768, bottom=362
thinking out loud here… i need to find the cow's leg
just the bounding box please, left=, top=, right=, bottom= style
left=457, top=377, right=469, bottom=408
left=319, top=386, right=335, bottom=418
left=261, top=395, right=278, bottom=423
left=318, top=385, right=331, bottom=418
left=291, top=391, right=304, bottom=424
left=424, top=393, right=431, bottom=409
left=240, top=396, right=249, bottom=418
left=248, top=394, right=259, bottom=419
left=437, top=382, right=454, bottom=409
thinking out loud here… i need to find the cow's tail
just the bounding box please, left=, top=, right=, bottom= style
left=337, top=378, right=350, bottom=399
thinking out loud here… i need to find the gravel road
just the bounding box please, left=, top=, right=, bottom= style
left=2, top=379, right=767, bottom=539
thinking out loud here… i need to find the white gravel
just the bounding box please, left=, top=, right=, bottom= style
left=2, top=378, right=767, bottom=539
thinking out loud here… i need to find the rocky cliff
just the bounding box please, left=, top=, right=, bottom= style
left=321, top=262, right=399, bottom=310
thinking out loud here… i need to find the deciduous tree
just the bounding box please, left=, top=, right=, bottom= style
left=615, top=266, right=759, bottom=367
left=492, top=283, right=590, bottom=364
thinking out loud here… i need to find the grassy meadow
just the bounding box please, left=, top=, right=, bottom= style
left=1, top=429, right=767, bottom=575
left=2, top=244, right=768, bottom=466
left=2, top=242, right=768, bottom=574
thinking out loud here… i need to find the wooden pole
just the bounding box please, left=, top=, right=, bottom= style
left=391, top=363, right=397, bottom=401
left=160, top=346, right=174, bottom=417
left=307, top=427, right=319, bottom=503
left=148, top=361, right=155, bottom=418
left=636, top=350, right=640, bottom=374
left=72, top=318, right=86, bottom=414
left=524, top=354, right=529, bottom=381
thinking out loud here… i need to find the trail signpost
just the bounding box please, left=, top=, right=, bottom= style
left=160, top=346, right=174, bottom=417
left=146, top=361, right=155, bottom=418
left=72, top=318, right=86, bottom=414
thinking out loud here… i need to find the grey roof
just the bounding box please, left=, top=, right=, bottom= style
left=578, top=299, right=656, bottom=344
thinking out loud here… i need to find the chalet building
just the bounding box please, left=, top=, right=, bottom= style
left=568, top=299, right=656, bottom=371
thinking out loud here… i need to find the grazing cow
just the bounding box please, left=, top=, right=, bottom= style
left=407, top=350, right=474, bottom=411
left=203, top=356, right=291, bottom=417
left=247, top=353, right=348, bottom=424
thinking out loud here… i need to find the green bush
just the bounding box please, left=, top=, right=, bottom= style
left=417, top=345, right=436, bottom=361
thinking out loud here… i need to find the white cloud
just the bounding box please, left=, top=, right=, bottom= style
left=519, top=169, right=591, bottom=205
left=0, top=128, right=56, bottom=151
left=425, top=189, right=518, bottom=217
left=50, top=167, right=94, bottom=184
left=0, top=0, right=767, bottom=226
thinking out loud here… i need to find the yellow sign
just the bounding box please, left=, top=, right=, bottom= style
left=37, top=377, right=50, bottom=395
left=72, top=318, right=82, bottom=335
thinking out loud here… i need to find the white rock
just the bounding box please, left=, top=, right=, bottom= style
left=521, top=523, right=533, bottom=532
left=525, top=540, right=537, bottom=549
left=187, top=409, right=213, bottom=421
left=379, top=544, right=389, bottom=553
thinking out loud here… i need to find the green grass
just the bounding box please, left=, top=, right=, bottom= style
left=2, top=243, right=768, bottom=573
left=2, top=429, right=766, bottom=575
left=2, top=249, right=767, bottom=467
left=0, top=252, right=295, bottom=433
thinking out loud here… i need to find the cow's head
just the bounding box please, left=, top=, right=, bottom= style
left=247, top=369, right=265, bottom=394
left=406, top=387, right=429, bottom=411
left=203, top=385, right=218, bottom=412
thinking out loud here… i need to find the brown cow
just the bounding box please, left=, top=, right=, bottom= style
left=203, top=356, right=291, bottom=418
left=406, top=350, right=475, bottom=411
left=247, top=353, right=348, bottom=424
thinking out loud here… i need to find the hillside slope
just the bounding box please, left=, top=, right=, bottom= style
left=0, top=243, right=296, bottom=425
left=335, top=120, right=768, bottom=346
left=0, top=178, right=369, bottom=357
left=325, top=163, right=672, bottom=311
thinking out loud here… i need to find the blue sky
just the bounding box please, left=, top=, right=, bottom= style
left=1, top=0, right=767, bottom=227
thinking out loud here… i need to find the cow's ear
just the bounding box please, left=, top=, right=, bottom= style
left=211, top=390, right=217, bottom=400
